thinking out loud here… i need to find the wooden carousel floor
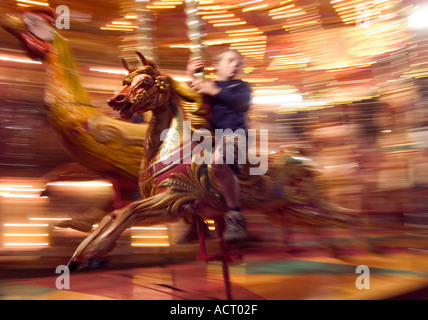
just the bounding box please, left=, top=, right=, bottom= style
left=1, top=237, right=428, bottom=300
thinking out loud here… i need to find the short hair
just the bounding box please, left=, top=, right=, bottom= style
left=214, top=48, right=244, bottom=64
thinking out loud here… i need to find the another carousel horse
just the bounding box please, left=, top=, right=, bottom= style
left=0, top=8, right=147, bottom=218
left=66, top=51, right=374, bottom=268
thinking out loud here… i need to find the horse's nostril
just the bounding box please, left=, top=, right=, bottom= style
left=107, top=94, right=128, bottom=108
left=115, top=94, right=127, bottom=103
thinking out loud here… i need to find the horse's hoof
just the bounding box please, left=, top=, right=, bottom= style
left=86, top=258, right=107, bottom=270
left=67, top=260, right=80, bottom=272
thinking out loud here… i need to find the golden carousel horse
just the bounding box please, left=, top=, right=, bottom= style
left=68, top=52, right=377, bottom=267
left=0, top=7, right=147, bottom=214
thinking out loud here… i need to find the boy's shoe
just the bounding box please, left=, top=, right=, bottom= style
left=223, top=210, right=248, bottom=242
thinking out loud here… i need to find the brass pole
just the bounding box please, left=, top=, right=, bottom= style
left=185, top=0, right=205, bottom=79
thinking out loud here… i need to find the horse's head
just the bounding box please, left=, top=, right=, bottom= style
left=107, top=52, right=172, bottom=120
left=0, top=6, right=57, bottom=60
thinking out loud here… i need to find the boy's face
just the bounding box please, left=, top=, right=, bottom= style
left=215, top=51, right=243, bottom=81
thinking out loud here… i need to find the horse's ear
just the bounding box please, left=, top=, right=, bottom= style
left=136, top=51, right=157, bottom=70
left=19, top=5, right=57, bottom=25
left=136, top=52, right=148, bottom=66
left=122, top=58, right=135, bottom=73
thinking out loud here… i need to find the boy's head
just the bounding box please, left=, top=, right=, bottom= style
left=214, top=49, right=244, bottom=81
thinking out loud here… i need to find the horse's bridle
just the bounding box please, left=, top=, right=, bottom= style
left=125, top=68, right=171, bottom=108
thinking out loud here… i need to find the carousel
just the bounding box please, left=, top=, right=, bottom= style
left=0, top=0, right=428, bottom=301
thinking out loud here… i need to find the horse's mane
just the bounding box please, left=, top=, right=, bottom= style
left=170, top=78, right=212, bottom=132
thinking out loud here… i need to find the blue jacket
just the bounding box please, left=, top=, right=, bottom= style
left=208, top=79, right=252, bottom=131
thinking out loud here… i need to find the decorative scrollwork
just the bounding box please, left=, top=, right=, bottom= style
left=158, top=162, right=224, bottom=213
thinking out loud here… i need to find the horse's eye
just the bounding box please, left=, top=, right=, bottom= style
left=143, top=78, right=151, bottom=85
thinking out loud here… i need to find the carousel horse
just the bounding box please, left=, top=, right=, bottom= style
left=66, top=51, right=377, bottom=268
left=0, top=8, right=147, bottom=215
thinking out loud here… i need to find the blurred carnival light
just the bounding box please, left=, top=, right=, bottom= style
left=408, top=6, right=428, bottom=29
left=252, top=93, right=303, bottom=105
left=0, top=55, right=42, bottom=64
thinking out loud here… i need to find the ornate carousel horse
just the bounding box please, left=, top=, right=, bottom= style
left=0, top=8, right=147, bottom=218
left=65, top=51, right=376, bottom=269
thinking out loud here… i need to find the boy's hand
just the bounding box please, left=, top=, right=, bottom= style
left=186, top=58, right=205, bottom=78
left=191, top=79, right=221, bottom=96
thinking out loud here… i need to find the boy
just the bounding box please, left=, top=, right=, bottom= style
left=187, top=49, right=252, bottom=242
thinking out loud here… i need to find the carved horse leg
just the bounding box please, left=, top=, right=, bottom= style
left=67, top=193, right=177, bottom=270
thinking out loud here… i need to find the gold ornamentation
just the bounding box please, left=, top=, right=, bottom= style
left=158, top=162, right=224, bottom=211
left=171, top=78, right=211, bottom=131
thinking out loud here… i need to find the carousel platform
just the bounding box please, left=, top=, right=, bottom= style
left=1, top=225, right=428, bottom=300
